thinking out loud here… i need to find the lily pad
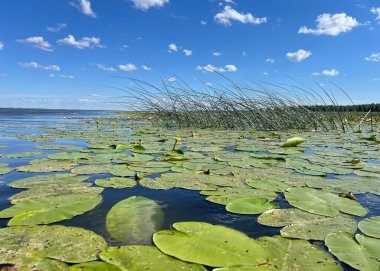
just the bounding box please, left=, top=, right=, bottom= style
left=325, top=232, right=380, bottom=271
left=153, top=222, right=267, bottom=267
left=106, top=196, right=164, bottom=243
left=2, top=151, right=44, bottom=158
left=257, top=235, right=342, bottom=270
left=0, top=225, right=107, bottom=264
left=70, top=261, right=121, bottom=271
left=100, top=246, right=207, bottom=271
left=0, top=194, right=102, bottom=225
left=109, top=165, right=135, bottom=177
left=71, top=164, right=112, bottom=174
left=47, top=152, right=93, bottom=160
left=213, top=266, right=274, bottom=271
left=95, top=177, right=136, bottom=189
left=285, top=187, right=367, bottom=217
left=16, top=158, right=77, bottom=172
left=258, top=208, right=357, bottom=240
left=282, top=137, right=305, bottom=147
left=10, top=173, right=89, bottom=189
left=226, top=197, right=278, bottom=215
left=246, top=177, right=290, bottom=192
left=358, top=216, right=380, bottom=238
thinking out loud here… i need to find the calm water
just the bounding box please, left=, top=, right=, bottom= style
left=1, top=108, right=377, bottom=270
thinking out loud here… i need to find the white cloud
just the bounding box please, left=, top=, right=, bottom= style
left=96, top=64, right=117, bottom=72
left=286, top=49, right=312, bottom=62
left=371, top=7, right=380, bottom=20
left=196, top=64, right=237, bottom=73
left=183, top=49, right=192, bottom=56
left=17, top=36, right=53, bottom=52
left=365, top=52, right=380, bottom=62
left=0, top=41, right=3, bottom=50
left=50, top=74, right=75, bottom=79
left=214, top=6, right=267, bottom=26
left=119, top=44, right=129, bottom=51
left=19, top=61, right=60, bottom=71
left=212, top=52, right=222, bottom=56
left=119, top=63, right=137, bottom=71
left=142, top=65, right=152, bottom=70
left=298, top=13, right=359, bottom=36
left=225, top=0, right=236, bottom=4
left=167, top=76, right=176, bottom=82
left=168, top=43, right=178, bottom=52
left=47, top=23, right=67, bottom=32
left=263, top=72, right=269, bottom=75
left=266, top=58, right=275, bottom=63
left=130, top=0, right=169, bottom=11
left=322, top=69, right=339, bottom=76
left=311, top=72, right=320, bottom=76
left=71, top=0, right=96, bottom=17
left=200, top=20, right=207, bottom=25
left=57, top=35, right=103, bottom=49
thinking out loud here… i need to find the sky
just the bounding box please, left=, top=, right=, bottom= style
left=0, top=0, right=379, bottom=109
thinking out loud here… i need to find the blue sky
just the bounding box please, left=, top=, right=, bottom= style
left=0, top=0, right=379, bottom=109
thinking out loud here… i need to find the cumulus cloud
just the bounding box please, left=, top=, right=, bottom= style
left=17, top=36, right=53, bottom=52
left=286, top=49, right=312, bottom=62
left=19, top=61, right=60, bottom=71
left=214, top=6, right=267, bottom=26
left=365, top=52, right=380, bottom=62
left=96, top=64, right=117, bottom=72
left=142, top=65, right=152, bottom=70
left=266, top=58, right=275, bottom=63
left=71, top=0, right=96, bottom=17
left=371, top=7, right=380, bottom=20
left=322, top=69, right=339, bottom=76
left=298, top=13, right=359, bottom=36
left=57, top=35, right=103, bottom=49
left=47, top=23, right=67, bottom=32
left=119, top=63, right=137, bottom=71
left=0, top=41, right=3, bottom=50
left=196, top=64, right=237, bottom=73
left=50, top=74, right=75, bottom=79
left=183, top=49, right=192, bottom=56
left=130, top=0, right=169, bottom=11
left=168, top=43, right=178, bottom=52
left=212, top=52, right=222, bottom=56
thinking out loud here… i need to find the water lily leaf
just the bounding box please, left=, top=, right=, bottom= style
left=71, top=164, right=112, bottom=174
left=153, top=222, right=268, bottom=267
left=47, top=152, right=93, bottom=160
left=70, top=261, right=121, bottom=271
left=258, top=208, right=357, bottom=240
left=106, top=196, right=164, bottom=243
left=226, top=197, right=278, bottom=215
left=95, top=177, right=136, bottom=189
left=3, top=255, right=69, bottom=271
left=37, top=144, right=83, bottom=151
left=16, top=158, right=77, bottom=172
left=127, top=165, right=170, bottom=174
left=257, top=235, right=342, bottom=271
left=100, top=246, right=207, bottom=271
left=114, top=153, right=154, bottom=163
left=0, top=167, right=12, bottom=175
left=0, top=225, right=107, bottom=264
left=2, top=151, right=44, bottom=158
left=213, top=266, right=274, bottom=271
left=109, top=165, right=135, bottom=177
left=325, top=232, right=380, bottom=271
left=10, top=174, right=89, bottom=189
left=358, top=216, right=380, bottom=238
left=282, top=137, right=305, bottom=147
left=285, top=187, right=367, bottom=217
left=246, top=177, right=290, bottom=192
left=0, top=194, right=102, bottom=225
left=228, top=157, right=267, bottom=169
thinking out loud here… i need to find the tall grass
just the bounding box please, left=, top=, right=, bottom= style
left=115, top=76, right=353, bottom=131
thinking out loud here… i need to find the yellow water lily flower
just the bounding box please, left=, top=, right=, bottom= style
left=174, top=137, right=181, bottom=141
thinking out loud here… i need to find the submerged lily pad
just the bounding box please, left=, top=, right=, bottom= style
left=257, top=235, right=342, bottom=270
left=0, top=194, right=102, bottom=225
left=226, top=197, right=278, bottom=215
left=153, top=222, right=267, bottom=267
left=106, top=196, right=164, bottom=243
left=258, top=208, right=357, bottom=240
left=358, top=216, right=380, bottom=239
left=100, top=246, right=207, bottom=271
left=0, top=225, right=107, bottom=264
left=284, top=187, right=367, bottom=217
left=95, top=177, right=136, bottom=189
left=325, top=232, right=380, bottom=271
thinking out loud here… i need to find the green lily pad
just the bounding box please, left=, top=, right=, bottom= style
left=246, top=177, right=290, bottom=192
left=0, top=167, right=12, bottom=175
left=71, top=164, right=112, bottom=174
left=2, top=255, right=69, bottom=271
left=257, top=235, right=342, bottom=270
left=226, top=197, right=278, bottom=215
left=0, top=225, right=107, bottom=264
left=285, top=187, right=367, bottom=217
left=326, top=232, right=380, bottom=271
left=0, top=194, right=102, bottom=225
left=70, top=261, right=121, bottom=271
left=100, top=246, right=207, bottom=271
left=47, top=152, right=93, bottom=160
left=106, top=196, right=164, bottom=243
left=358, top=216, right=380, bottom=238
left=258, top=208, right=357, bottom=240
left=37, top=144, right=83, bottom=151
left=213, top=266, right=274, bottom=271
left=2, top=151, right=44, bottom=158
left=16, top=158, right=77, bottom=172
left=282, top=137, right=305, bottom=147
left=153, top=222, right=267, bottom=267
left=95, top=177, right=136, bottom=189
left=109, top=165, right=135, bottom=177
left=10, top=174, right=89, bottom=189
